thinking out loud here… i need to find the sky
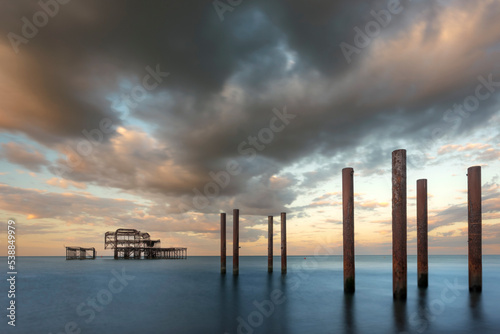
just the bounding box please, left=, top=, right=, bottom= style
left=0, top=0, right=499, bottom=256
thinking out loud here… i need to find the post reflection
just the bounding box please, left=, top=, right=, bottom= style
left=218, top=274, right=227, bottom=333
left=414, top=287, right=429, bottom=333
left=277, top=274, right=290, bottom=334
left=469, top=292, right=483, bottom=321
left=343, top=293, right=356, bottom=334
left=393, top=298, right=407, bottom=333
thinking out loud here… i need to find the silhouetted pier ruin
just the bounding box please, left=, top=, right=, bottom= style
left=65, top=246, right=96, bottom=260
left=105, top=228, right=187, bottom=259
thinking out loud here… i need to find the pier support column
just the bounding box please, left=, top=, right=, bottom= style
left=468, top=166, right=482, bottom=292
left=221, top=213, right=226, bottom=274
left=281, top=212, right=287, bottom=274
left=417, top=179, right=428, bottom=288
left=268, top=216, right=273, bottom=273
left=392, top=149, right=407, bottom=299
left=343, top=167, right=355, bottom=293
left=233, top=209, right=239, bottom=275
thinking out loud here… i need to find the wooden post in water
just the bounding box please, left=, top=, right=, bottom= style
left=417, top=179, right=428, bottom=288
left=268, top=216, right=273, bottom=273
left=392, top=149, right=407, bottom=299
left=281, top=212, right=287, bottom=274
left=468, top=166, right=482, bottom=292
left=233, top=209, right=239, bottom=275
left=343, top=167, right=355, bottom=293
left=221, top=213, right=226, bottom=274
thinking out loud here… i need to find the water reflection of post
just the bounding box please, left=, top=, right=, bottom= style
left=416, top=288, right=429, bottom=332
left=469, top=293, right=483, bottom=321
left=279, top=275, right=290, bottom=333
left=229, top=274, right=241, bottom=332
left=393, top=299, right=407, bottom=333
left=218, top=274, right=227, bottom=333
left=343, top=294, right=356, bottom=334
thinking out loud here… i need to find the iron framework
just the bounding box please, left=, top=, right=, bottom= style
left=65, top=246, right=96, bottom=260
left=104, top=228, right=187, bottom=259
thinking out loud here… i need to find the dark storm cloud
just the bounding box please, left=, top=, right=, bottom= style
left=1, top=0, right=499, bottom=213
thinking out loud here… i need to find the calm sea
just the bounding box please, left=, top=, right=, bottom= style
left=1, top=255, right=499, bottom=334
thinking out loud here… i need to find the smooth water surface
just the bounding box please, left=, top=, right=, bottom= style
left=1, top=255, right=499, bottom=333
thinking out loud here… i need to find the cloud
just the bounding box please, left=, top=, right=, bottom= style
left=428, top=178, right=500, bottom=232
left=0, top=142, right=49, bottom=172
left=46, top=177, right=87, bottom=190
left=358, top=200, right=389, bottom=210
left=0, top=0, right=499, bottom=215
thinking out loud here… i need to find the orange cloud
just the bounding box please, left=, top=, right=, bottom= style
left=46, top=177, right=87, bottom=190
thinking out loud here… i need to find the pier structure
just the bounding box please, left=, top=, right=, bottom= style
left=392, top=149, right=407, bottom=300
left=343, top=167, right=355, bottom=293
left=468, top=166, right=482, bottom=292
left=233, top=209, right=240, bottom=275
left=417, top=179, right=428, bottom=288
left=104, top=228, right=187, bottom=259
left=281, top=212, right=287, bottom=274
left=214, top=150, right=487, bottom=297
left=221, top=213, right=227, bottom=274
left=65, top=246, right=96, bottom=260
left=268, top=216, right=273, bottom=273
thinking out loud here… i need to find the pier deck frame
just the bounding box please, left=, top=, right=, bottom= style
left=105, top=228, right=187, bottom=260
left=65, top=246, right=96, bottom=260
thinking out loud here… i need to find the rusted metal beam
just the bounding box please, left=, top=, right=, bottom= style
left=281, top=212, right=287, bottom=274
left=468, top=166, right=482, bottom=293
left=343, top=167, right=355, bottom=293
left=392, top=149, right=407, bottom=299
left=233, top=209, right=239, bottom=275
left=417, top=179, right=428, bottom=288
left=268, top=216, right=273, bottom=273
left=221, top=213, right=226, bottom=274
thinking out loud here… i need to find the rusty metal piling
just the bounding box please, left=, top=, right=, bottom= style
left=233, top=209, right=239, bottom=275
left=268, top=216, right=273, bottom=273
left=343, top=167, right=355, bottom=293
left=468, top=166, right=482, bottom=293
left=417, top=179, right=428, bottom=288
left=281, top=212, right=287, bottom=274
left=221, top=213, right=226, bottom=274
left=392, top=149, right=407, bottom=299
